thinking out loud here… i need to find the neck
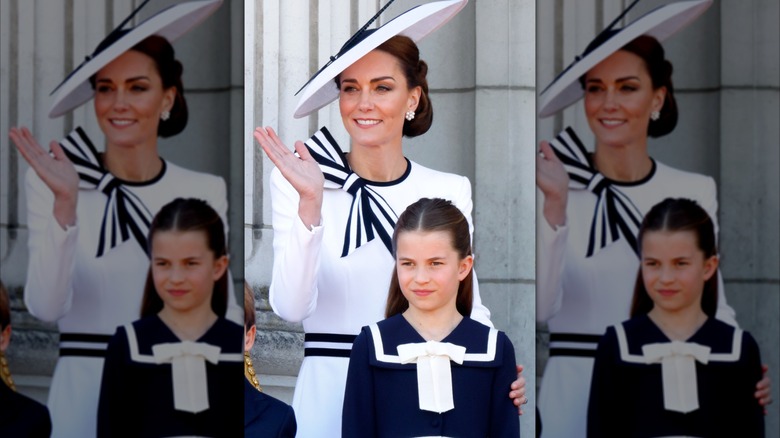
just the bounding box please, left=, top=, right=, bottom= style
left=648, top=306, right=708, bottom=341
left=103, top=141, right=162, bottom=182
left=347, top=140, right=407, bottom=182
left=402, top=306, right=463, bottom=342
left=158, top=306, right=218, bottom=342
left=593, top=139, right=652, bottom=182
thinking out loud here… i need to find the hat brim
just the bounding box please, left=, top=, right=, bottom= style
left=48, top=0, right=223, bottom=118
left=538, top=0, right=712, bottom=118
left=293, top=0, right=468, bottom=119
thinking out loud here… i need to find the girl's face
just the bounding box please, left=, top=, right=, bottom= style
left=338, top=50, right=420, bottom=150
left=151, top=230, right=228, bottom=316
left=396, top=230, right=472, bottom=315
left=583, top=50, right=665, bottom=148
left=641, top=230, right=718, bottom=316
left=94, top=50, right=175, bottom=149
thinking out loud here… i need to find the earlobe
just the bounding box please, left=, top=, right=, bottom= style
left=213, top=255, right=229, bottom=280
left=703, top=255, right=719, bottom=281
left=653, top=86, right=667, bottom=113
left=458, top=255, right=474, bottom=281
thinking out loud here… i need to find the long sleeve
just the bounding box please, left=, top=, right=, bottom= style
left=587, top=327, right=623, bottom=438
left=22, top=168, right=79, bottom=322
left=450, top=174, right=492, bottom=327
left=535, top=189, right=569, bottom=323
left=489, top=334, right=521, bottom=437
left=733, top=332, right=765, bottom=437
left=266, top=168, right=324, bottom=323
left=696, top=177, right=737, bottom=327
left=341, top=330, right=377, bottom=437
left=97, top=327, right=137, bottom=438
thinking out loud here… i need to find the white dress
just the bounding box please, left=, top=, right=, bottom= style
left=268, top=137, right=492, bottom=437
left=536, top=157, right=737, bottom=438
left=24, top=138, right=229, bottom=438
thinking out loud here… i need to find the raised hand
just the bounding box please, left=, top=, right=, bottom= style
left=254, top=126, right=324, bottom=228
left=536, top=140, right=569, bottom=229
left=10, top=126, right=78, bottom=228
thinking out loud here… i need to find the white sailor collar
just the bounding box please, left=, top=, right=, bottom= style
left=613, top=315, right=743, bottom=365
left=366, top=315, right=504, bottom=369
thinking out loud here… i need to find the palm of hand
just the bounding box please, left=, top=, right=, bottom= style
left=10, top=127, right=79, bottom=199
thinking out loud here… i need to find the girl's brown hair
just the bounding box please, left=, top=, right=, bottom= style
left=385, top=198, right=473, bottom=318
left=140, top=198, right=228, bottom=317
left=630, top=198, right=718, bottom=317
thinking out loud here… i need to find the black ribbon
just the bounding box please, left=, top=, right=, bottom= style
left=302, top=127, right=399, bottom=257
left=50, top=0, right=152, bottom=96
left=548, top=127, right=644, bottom=257
left=295, top=0, right=397, bottom=96
left=58, top=127, right=155, bottom=257
left=540, top=0, right=643, bottom=96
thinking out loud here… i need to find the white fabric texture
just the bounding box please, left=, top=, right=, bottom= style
left=152, top=341, right=222, bottom=414
left=23, top=160, right=229, bottom=438
left=397, top=340, right=467, bottom=413
left=266, top=159, right=492, bottom=437
left=642, top=341, right=711, bottom=414
left=536, top=160, right=737, bottom=438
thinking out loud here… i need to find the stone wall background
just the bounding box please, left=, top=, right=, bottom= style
left=536, top=1, right=780, bottom=436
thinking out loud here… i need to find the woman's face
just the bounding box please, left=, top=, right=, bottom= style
left=93, top=50, right=174, bottom=149
left=151, top=230, right=228, bottom=317
left=338, top=50, right=421, bottom=150
left=641, top=230, right=718, bottom=316
left=396, top=230, right=472, bottom=316
left=583, top=50, right=665, bottom=149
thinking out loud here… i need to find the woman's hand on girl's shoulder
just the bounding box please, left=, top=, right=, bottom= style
left=756, top=364, right=772, bottom=414
left=509, top=364, right=528, bottom=415
left=10, top=126, right=79, bottom=228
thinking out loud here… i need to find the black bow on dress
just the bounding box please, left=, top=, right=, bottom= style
left=303, top=127, right=399, bottom=257
left=548, top=127, right=644, bottom=257
left=59, top=127, right=154, bottom=257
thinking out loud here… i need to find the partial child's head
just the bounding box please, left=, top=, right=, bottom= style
left=141, top=198, right=229, bottom=318
left=386, top=198, right=473, bottom=318
left=630, top=198, right=719, bottom=317
left=244, top=282, right=256, bottom=352
left=0, top=280, right=11, bottom=352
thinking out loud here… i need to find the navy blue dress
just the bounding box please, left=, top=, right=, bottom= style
left=97, top=315, right=243, bottom=437
left=588, top=315, right=764, bottom=437
left=0, top=380, right=51, bottom=438
left=342, top=314, right=519, bottom=437
left=244, top=378, right=297, bottom=437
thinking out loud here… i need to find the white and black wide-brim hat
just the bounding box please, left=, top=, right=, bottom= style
left=293, top=0, right=468, bottom=119
left=48, top=0, right=223, bottom=118
left=538, top=0, right=712, bottom=118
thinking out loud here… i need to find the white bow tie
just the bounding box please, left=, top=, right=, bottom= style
left=397, top=341, right=467, bottom=413
left=642, top=340, right=711, bottom=413
left=152, top=341, right=222, bottom=414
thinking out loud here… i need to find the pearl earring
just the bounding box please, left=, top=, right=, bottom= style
left=405, top=110, right=415, bottom=121
left=650, top=110, right=660, bottom=121
left=161, top=110, right=171, bottom=121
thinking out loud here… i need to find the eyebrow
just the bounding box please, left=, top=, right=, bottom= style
left=340, top=76, right=396, bottom=84
left=586, top=75, right=641, bottom=83
left=95, top=75, right=151, bottom=83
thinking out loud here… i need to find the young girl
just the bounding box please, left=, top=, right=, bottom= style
left=342, top=198, right=519, bottom=437
left=97, top=198, right=242, bottom=437
left=587, top=198, right=764, bottom=437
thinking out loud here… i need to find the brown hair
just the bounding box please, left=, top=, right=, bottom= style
left=140, top=198, right=228, bottom=318
left=244, top=282, right=256, bottom=330
left=0, top=280, right=9, bottom=330
left=90, top=35, right=188, bottom=137
left=630, top=198, right=718, bottom=317
left=336, top=35, right=433, bottom=137
left=385, top=198, right=473, bottom=318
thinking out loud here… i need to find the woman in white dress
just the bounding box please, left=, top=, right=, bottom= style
left=253, top=1, right=527, bottom=436
left=534, top=1, right=771, bottom=437
left=8, top=2, right=229, bottom=436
